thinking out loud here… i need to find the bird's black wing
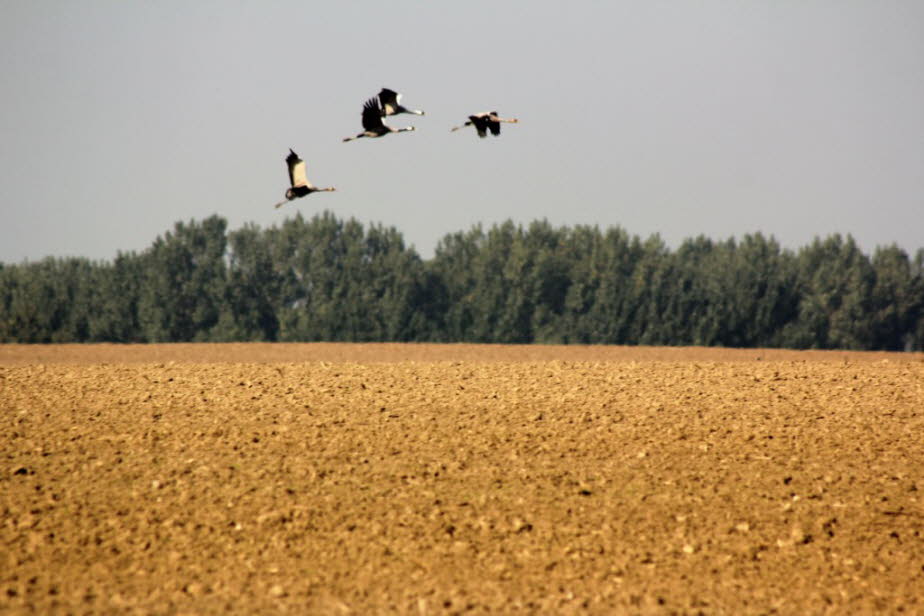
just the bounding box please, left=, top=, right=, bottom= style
left=470, top=115, right=489, bottom=138
left=361, top=97, right=386, bottom=130
left=378, top=88, right=400, bottom=115
left=286, top=149, right=303, bottom=187
left=488, top=119, right=502, bottom=136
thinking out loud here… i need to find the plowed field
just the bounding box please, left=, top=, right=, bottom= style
left=2, top=344, right=923, bottom=614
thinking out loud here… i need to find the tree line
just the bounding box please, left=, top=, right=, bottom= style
left=1, top=212, right=922, bottom=350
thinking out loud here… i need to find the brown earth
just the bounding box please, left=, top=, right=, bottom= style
left=2, top=343, right=923, bottom=614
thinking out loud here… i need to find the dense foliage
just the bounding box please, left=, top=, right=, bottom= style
left=1, top=212, right=922, bottom=350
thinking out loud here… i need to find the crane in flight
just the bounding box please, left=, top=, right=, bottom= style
left=343, top=97, right=417, bottom=142
left=451, top=112, right=519, bottom=138
left=378, top=88, right=425, bottom=117
left=273, top=149, right=335, bottom=209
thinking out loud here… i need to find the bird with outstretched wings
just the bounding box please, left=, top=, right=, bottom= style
left=273, top=149, right=335, bottom=208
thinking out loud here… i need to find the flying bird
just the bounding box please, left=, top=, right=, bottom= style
left=378, top=88, right=425, bottom=116
left=273, top=149, right=335, bottom=209
left=343, top=97, right=417, bottom=142
left=451, top=112, right=519, bottom=138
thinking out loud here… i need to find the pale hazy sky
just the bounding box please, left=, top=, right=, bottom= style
left=1, top=1, right=922, bottom=263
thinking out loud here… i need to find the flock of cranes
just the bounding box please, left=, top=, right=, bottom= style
left=276, top=87, right=518, bottom=208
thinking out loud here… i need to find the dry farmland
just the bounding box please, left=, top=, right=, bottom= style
left=2, top=343, right=923, bottom=614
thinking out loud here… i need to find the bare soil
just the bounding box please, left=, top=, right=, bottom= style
left=2, top=344, right=923, bottom=614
